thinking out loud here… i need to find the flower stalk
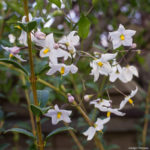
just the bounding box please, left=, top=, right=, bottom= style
left=23, top=0, right=44, bottom=149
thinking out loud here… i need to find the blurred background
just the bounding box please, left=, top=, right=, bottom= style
left=0, top=0, right=150, bottom=150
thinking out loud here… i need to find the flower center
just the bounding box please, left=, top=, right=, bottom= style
left=97, top=61, right=103, bottom=67
left=107, top=111, right=111, bottom=117
left=66, top=42, right=70, bottom=47
left=15, top=25, right=22, bottom=30
left=69, top=49, right=74, bottom=54
left=128, top=98, right=133, bottom=104
left=94, top=124, right=97, bottom=128
left=120, top=34, right=125, bottom=40
left=57, top=112, right=62, bottom=119
left=9, top=53, right=13, bottom=58
left=98, top=99, right=103, bottom=104
left=43, top=48, right=50, bottom=54
left=60, top=67, right=65, bottom=75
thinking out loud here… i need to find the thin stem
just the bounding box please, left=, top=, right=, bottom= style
left=23, top=0, right=44, bottom=149
left=64, top=122, right=84, bottom=150
left=73, top=101, right=104, bottom=150
left=21, top=74, right=36, bottom=136
left=113, top=86, right=126, bottom=97
left=37, top=78, right=66, bottom=98
left=142, top=84, right=150, bottom=147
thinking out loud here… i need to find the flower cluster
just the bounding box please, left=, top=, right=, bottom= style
left=0, top=12, right=139, bottom=143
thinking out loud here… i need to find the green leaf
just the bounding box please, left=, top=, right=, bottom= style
left=92, top=0, right=99, bottom=6
left=49, top=0, right=61, bottom=8
left=37, top=90, right=50, bottom=107
left=63, top=0, right=72, bottom=9
left=45, top=127, right=74, bottom=141
left=78, top=14, right=91, bottom=39
left=0, top=58, right=29, bottom=76
left=30, top=104, right=50, bottom=116
left=27, top=21, right=37, bottom=32
left=5, top=128, right=35, bottom=139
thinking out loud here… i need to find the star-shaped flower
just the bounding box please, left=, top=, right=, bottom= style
left=119, top=87, right=138, bottom=110
left=109, top=24, right=136, bottom=49
left=90, top=98, right=125, bottom=116
left=90, top=53, right=117, bottom=82
left=34, top=33, right=71, bottom=64
left=47, top=63, right=78, bottom=76
left=83, top=117, right=110, bottom=141
left=58, top=31, right=80, bottom=57
left=1, top=46, right=26, bottom=62
left=45, top=104, right=72, bottom=125
left=120, top=65, right=138, bottom=83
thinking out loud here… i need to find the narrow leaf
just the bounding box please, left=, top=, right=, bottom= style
left=0, top=58, right=29, bottom=75
left=5, top=128, right=35, bottom=139
left=45, top=127, right=74, bottom=141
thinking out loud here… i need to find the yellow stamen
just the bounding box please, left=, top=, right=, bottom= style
left=60, top=67, right=65, bottom=75
left=43, top=48, right=50, bottom=54
left=98, top=99, right=103, bottom=104
left=107, top=111, right=111, bottom=117
left=69, top=49, right=74, bottom=54
left=66, top=42, right=69, bottom=46
left=120, top=34, right=125, bottom=40
left=9, top=53, right=13, bottom=58
left=128, top=98, right=134, bottom=105
left=97, top=61, right=103, bottom=67
left=94, top=124, right=97, bottom=128
left=15, top=25, right=22, bottom=30
left=57, top=112, right=62, bottom=119
left=98, top=130, right=103, bottom=133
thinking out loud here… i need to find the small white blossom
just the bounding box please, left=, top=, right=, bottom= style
left=47, top=63, right=78, bottom=76
left=45, top=104, right=72, bottom=125
left=109, top=24, right=136, bottom=49
left=90, top=98, right=125, bottom=116
left=119, top=87, right=138, bottom=110
left=83, top=117, right=110, bottom=141
left=18, top=13, right=33, bottom=46
left=58, top=31, right=80, bottom=57
left=8, top=34, right=16, bottom=43
left=34, top=33, right=71, bottom=64
left=1, top=46, right=26, bottom=62
left=90, top=53, right=117, bottom=82
left=120, top=65, right=138, bottom=82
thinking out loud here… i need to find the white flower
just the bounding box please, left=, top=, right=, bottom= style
left=47, top=63, right=78, bottom=76
left=1, top=46, right=26, bottom=62
left=120, top=65, right=138, bottom=83
left=18, top=13, right=33, bottom=46
left=83, top=117, right=110, bottom=141
left=109, top=60, right=128, bottom=83
left=8, top=34, right=16, bottom=43
left=58, top=31, right=80, bottom=57
left=35, top=33, right=71, bottom=64
left=90, top=98, right=125, bottom=116
left=45, top=104, right=72, bottom=125
left=90, top=53, right=117, bottom=82
left=119, top=87, right=138, bottom=110
left=109, top=24, right=136, bottom=49
left=34, top=29, right=46, bottom=40
left=90, top=98, right=112, bottom=107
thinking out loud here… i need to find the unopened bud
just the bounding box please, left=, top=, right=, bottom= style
left=131, top=43, right=137, bottom=49
left=54, top=43, right=59, bottom=49
left=84, top=94, right=93, bottom=102
left=34, top=31, right=46, bottom=40
left=67, top=93, right=75, bottom=103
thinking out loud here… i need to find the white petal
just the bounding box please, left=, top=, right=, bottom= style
left=109, top=72, right=118, bottom=82
left=124, top=30, right=136, bottom=37
left=70, top=64, right=78, bottom=74
left=118, top=24, right=125, bottom=33
left=129, top=66, right=138, bottom=77
left=122, top=37, right=133, bottom=47
left=119, top=97, right=129, bottom=110
left=83, top=127, right=96, bottom=141
left=130, top=87, right=138, bottom=97
left=100, top=53, right=118, bottom=62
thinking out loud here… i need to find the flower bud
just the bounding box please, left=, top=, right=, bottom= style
left=67, top=93, right=75, bottom=103
left=34, top=31, right=46, bottom=40
left=54, top=43, right=59, bottom=49
left=84, top=94, right=93, bottom=102
left=131, top=43, right=137, bottom=49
